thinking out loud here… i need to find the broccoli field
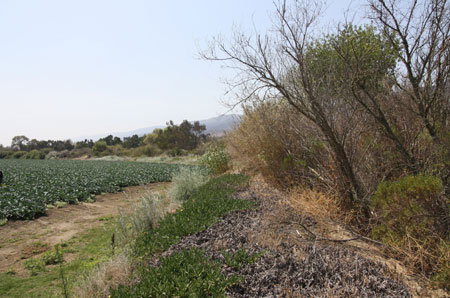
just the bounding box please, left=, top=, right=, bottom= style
left=0, top=159, right=191, bottom=220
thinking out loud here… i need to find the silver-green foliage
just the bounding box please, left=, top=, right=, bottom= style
left=168, top=167, right=208, bottom=201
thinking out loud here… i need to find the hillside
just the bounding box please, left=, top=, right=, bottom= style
left=74, top=114, right=240, bottom=141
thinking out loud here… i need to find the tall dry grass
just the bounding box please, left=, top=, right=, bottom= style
left=72, top=254, right=132, bottom=298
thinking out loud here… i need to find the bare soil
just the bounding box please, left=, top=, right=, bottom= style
left=0, top=183, right=169, bottom=275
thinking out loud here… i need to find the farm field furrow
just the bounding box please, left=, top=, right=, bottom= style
left=0, top=159, right=190, bottom=220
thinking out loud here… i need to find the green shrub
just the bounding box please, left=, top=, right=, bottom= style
left=0, top=151, right=13, bottom=159
left=23, top=150, right=46, bottom=160
left=371, top=174, right=448, bottom=277
left=11, top=151, right=26, bottom=159
left=168, top=147, right=183, bottom=157
left=168, top=167, right=208, bottom=201
left=372, top=175, right=444, bottom=241
left=92, top=141, right=108, bottom=156
left=201, top=144, right=230, bottom=174
left=131, top=144, right=161, bottom=157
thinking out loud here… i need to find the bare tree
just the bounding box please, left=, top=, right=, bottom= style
left=201, top=0, right=367, bottom=207
left=368, top=0, right=450, bottom=140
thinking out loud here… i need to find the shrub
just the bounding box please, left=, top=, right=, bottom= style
left=201, top=144, right=230, bottom=175
left=131, top=144, right=161, bottom=157
left=371, top=175, right=449, bottom=278
left=92, top=141, right=108, bottom=156
left=372, top=175, right=446, bottom=240
left=227, top=101, right=332, bottom=188
left=167, top=167, right=208, bottom=201
left=11, top=151, right=26, bottom=159
left=0, top=151, right=12, bottom=159
left=168, top=147, right=183, bottom=157
left=23, top=150, right=46, bottom=159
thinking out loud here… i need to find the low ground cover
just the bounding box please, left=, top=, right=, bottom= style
left=111, top=174, right=257, bottom=297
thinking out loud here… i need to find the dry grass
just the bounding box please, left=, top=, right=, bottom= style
left=287, top=187, right=351, bottom=225
left=72, top=253, right=132, bottom=298
left=73, top=186, right=182, bottom=298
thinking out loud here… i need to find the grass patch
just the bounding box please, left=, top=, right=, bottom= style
left=0, top=221, right=116, bottom=298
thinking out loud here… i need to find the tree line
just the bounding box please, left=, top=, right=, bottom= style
left=0, top=120, right=207, bottom=159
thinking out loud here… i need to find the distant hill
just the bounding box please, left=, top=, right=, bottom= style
left=74, top=114, right=240, bottom=142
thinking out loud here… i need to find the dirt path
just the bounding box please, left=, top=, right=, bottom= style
left=0, top=183, right=169, bottom=274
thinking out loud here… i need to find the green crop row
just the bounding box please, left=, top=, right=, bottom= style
left=0, top=159, right=195, bottom=220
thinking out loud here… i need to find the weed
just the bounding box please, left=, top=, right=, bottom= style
left=41, top=247, right=64, bottom=265
left=222, top=248, right=266, bottom=270
left=6, top=268, right=15, bottom=275
left=55, top=245, right=69, bottom=298
left=24, top=259, right=46, bottom=276
left=55, top=201, right=68, bottom=208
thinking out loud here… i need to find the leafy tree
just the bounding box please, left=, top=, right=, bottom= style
left=123, top=134, right=141, bottom=149
left=99, top=135, right=114, bottom=146
left=92, top=141, right=107, bottom=155
left=112, top=136, right=122, bottom=145
left=11, top=136, right=29, bottom=151
left=154, top=120, right=207, bottom=151
left=75, top=139, right=94, bottom=149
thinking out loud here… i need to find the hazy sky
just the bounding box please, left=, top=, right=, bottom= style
left=0, top=0, right=367, bottom=146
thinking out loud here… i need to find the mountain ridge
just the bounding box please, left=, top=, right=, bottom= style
left=73, top=114, right=240, bottom=142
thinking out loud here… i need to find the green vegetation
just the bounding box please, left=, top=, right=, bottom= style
left=372, top=175, right=444, bottom=243
left=134, top=174, right=254, bottom=256
left=0, top=219, right=117, bottom=298
left=372, top=175, right=449, bottom=288
left=201, top=143, right=230, bottom=175
left=0, top=119, right=208, bottom=160
left=110, top=174, right=256, bottom=297
left=222, top=248, right=266, bottom=270
left=167, top=167, right=208, bottom=201
left=208, top=0, right=449, bottom=289
left=0, top=159, right=196, bottom=220
left=112, top=248, right=240, bottom=298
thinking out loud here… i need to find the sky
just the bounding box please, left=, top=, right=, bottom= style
left=0, top=0, right=367, bottom=146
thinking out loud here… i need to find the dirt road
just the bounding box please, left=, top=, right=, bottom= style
left=0, top=183, right=169, bottom=274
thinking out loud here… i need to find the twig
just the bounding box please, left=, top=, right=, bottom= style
left=343, top=224, right=386, bottom=247
left=297, top=223, right=360, bottom=243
